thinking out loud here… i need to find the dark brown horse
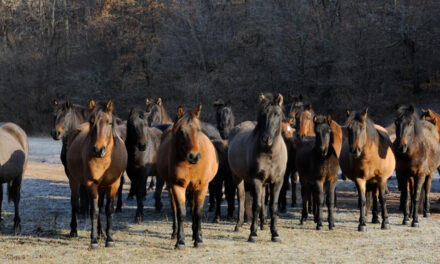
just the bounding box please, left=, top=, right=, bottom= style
left=145, top=98, right=173, bottom=126
left=66, top=100, right=127, bottom=249
left=125, top=108, right=162, bottom=223
left=296, top=115, right=342, bottom=230
left=394, top=105, right=440, bottom=227
left=52, top=99, right=96, bottom=215
left=0, top=123, right=28, bottom=235
left=339, top=108, right=395, bottom=232
left=156, top=104, right=218, bottom=249
left=228, top=93, right=287, bottom=243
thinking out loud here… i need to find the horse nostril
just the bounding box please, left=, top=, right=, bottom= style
left=187, top=152, right=201, bottom=164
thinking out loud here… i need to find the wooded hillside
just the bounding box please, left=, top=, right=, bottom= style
left=0, top=0, right=439, bottom=133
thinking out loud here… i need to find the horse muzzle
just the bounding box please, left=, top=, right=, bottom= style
left=93, top=146, right=107, bottom=158
left=187, top=152, right=201, bottom=164
left=320, top=147, right=328, bottom=157
left=51, top=129, right=62, bottom=140
left=137, top=143, right=147, bottom=151
left=349, top=146, right=362, bottom=158
left=397, top=144, right=408, bottom=154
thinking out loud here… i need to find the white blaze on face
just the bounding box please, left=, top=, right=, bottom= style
left=287, top=126, right=292, bottom=132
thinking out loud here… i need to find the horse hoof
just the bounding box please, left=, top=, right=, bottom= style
left=316, top=225, right=322, bottom=231
left=358, top=225, right=367, bottom=232
left=372, top=218, right=380, bottom=224
left=194, top=242, right=204, bottom=248
left=234, top=226, right=241, bottom=232
left=135, top=216, right=143, bottom=224
left=69, top=231, right=78, bottom=238
left=271, top=236, right=281, bottom=243
left=402, top=220, right=410, bottom=226
left=411, top=222, right=419, bottom=228
left=212, top=217, right=220, bottom=224
left=424, top=213, right=431, bottom=218
left=248, top=235, right=257, bottom=243
left=381, top=223, right=390, bottom=230
left=175, top=243, right=185, bottom=250
left=105, top=241, right=115, bottom=248
left=115, top=207, right=122, bottom=213
left=260, top=224, right=266, bottom=231
left=90, top=243, right=99, bottom=250
left=280, top=207, right=287, bottom=214
left=227, top=216, right=234, bottom=222
left=329, top=225, right=335, bottom=231
left=171, top=233, right=177, bottom=239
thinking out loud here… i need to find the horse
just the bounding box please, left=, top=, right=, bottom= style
left=394, top=105, right=440, bottom=227
left=0, top=123, right=28, bottom=235
left=295, top=102, right=315, bottom=141
left=145, top=98, right=173, bottom=126
left=51, top=99, right=96, bottom=215
left=421, top=108, right=440, bottom=176
left=66, top=100, right=127, bottom=249
left=208, top=99, right=235, bottom=219
left=228, top=93, right=287, bottom=243
left=156, top=104, right=218, bottom=249
left=339, top=108, right=395, bottom=232
left=296, top=115, right=342, bottom=230
left=125, top=108, right=162, bottom=223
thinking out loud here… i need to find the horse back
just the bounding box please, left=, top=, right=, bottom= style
left=0, top=123, right=29, bottom=181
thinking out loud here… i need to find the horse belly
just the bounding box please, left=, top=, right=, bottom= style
left=0, top=135, right=27, bottom=182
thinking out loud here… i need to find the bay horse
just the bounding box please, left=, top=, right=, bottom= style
left=156, top=104, right=218, bottom=249
left=296, top=115, right=342, bottom=230
left=339, top=108, right=395, bottom=231
left=66, top=100, right=127, bottom=249
left=228, top=93, right=287, bottom=243
left=394, top=105, right=440, bottom=227
left=52, top=99, right=96, bottom=215
left=145, top=98, right=173, bottom=126
left=125, top=108, right=162, bottom=223
left=0, top=123, right=28, bottom=235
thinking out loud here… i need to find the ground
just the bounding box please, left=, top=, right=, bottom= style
left=0, top=138, right=440, bottom=263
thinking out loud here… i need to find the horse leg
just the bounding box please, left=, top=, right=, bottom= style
left=402, top=178, right=410, bottom=226
left=79, top=185, right=89, bottom=216
left=127, top=180, right=135, bottom=201
left=371, top=185, right=380, bottom=224
left=300, top=183, right=308, bottom=225
left=69, top=182, right=79, bottom=237
left=135, top=173, right=147, bottom=223
left=193, top=187, right=208, bottom=248
left=291, top=171, right=298, bottom=207
left=88, top=187, right=99, bottom=249
left=154, top=176, right=165, bottom=212
left=10, top=176, right=22, bottom=235
left=269, top=181, right=282, bottom=242
left=379, top=181, right=390, bottom=230
left=172, top=185, right=186, bottom=250
left=409, top=178, right=414, bottom=216
left=248, top=178, right=262, bottom=243
left=105, top=179, right=119, bottom=248
left=97, top=191, right=105, bottom=241
left=278, top=171, right=289, bottom=213
left=169, top=188, right=177, bottom=239
left=0, top=183, right=3, bottom=222
left=213, top=177, right=223, bottom=223
left=115, top=175, right=124, bottom=213
left=327, top=180, right=336, bottom=230
left=235, top=180, right=245, bottom=232
left=208, top=181, right=215, bottom=212
left=244, top=182, right=253, bottom=222
left=314, top=181, right=324, bottom=230
left=148, top=175, right=156, bottom=190
left=355, top=179, right=367, bottom=232
left=411, top=175, right=425, bottom=227
left=423, top=173, right=433, bottom=217
left=225, top=172, right=235, bottom=221
left=260, top=185, right=267, bottom=231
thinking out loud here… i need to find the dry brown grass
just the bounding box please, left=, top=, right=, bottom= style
left=1, top=139, right=440, bottom=263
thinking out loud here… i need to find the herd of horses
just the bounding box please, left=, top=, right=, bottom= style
left=0, top=93, right=439, bottom=250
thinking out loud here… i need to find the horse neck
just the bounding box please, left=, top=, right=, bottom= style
left=62, top=108, right=88, bottom=144
left=161, top=105, right=171, bottom=123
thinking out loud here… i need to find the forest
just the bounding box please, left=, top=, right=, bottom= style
left=0, top=0, right=439, bottom=133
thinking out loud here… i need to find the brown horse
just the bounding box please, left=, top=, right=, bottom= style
left=394, top=105, right=440, bottom=227
left=145, top=98, right=173, bottom=126
left=66, top=100, right=127, bottom=249
left=296, top=103, right=315, bottom=140
left=228, top=93, right=287, bottom=243
left=0, top=123, right=28, bottom=235
left=156, top=104, right=218, bottom=249
left=339, top=108, right=395, bottom=232
left=296, top=115, right=342, bottom=230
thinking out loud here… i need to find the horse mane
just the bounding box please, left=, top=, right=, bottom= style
left=396, top=105, right=423, bottom=137
left=254, top=93, right=285, bottom=135
left=173, top=112, right=199, bottom=134
left=89, top=102, right=120, bottom=140
left=160, top=104, right=172, bottom=123
left=346, top=111, right=378, bottom=142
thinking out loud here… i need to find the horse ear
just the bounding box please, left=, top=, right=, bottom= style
left=53, top=100, right=59, bottom=108
left=313, top=115, right=318, bottom=123
left=427, top=109, right=434, bottom=117
left=361, top=107, right=368, bottom=120
left=145, top=98, right=151, bottom=105
left=259, top=93, right=266, bottom=103
left=176, top=106, right=185, bottom=119
left=65, top=100, right=72, bottom=109
left=106, top=99, right=114, bottom=112
left=129, top=108, right=135, bottom=116
left=345, top=109, right=351, bottom=117
left=192, top=104, right=202, bottom=118
left=156, top=98, right=162, bottom=106
left=327, top=114, right=332, bottom=125
left=421, top=108, right=427, bottom=114
left=298, top=94, right=303, bottom=102
left=394, top=104, right=402, bottom=110
left=275, top=94, right=283, bottom=106
left=306, top=103, right=312, bottom=110
left=88, top=99, right=96, bottom=110
left=408, top=105, right=415, bottom=114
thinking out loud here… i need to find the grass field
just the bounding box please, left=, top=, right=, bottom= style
left=0, top=138, right=440, bottom=264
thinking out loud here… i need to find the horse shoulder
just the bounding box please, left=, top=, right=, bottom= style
left=330, top=121, right=343, bottom=158
left=0, top=122, right=29, bottom=155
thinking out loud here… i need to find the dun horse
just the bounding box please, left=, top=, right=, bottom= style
left=125, top=109, right=162, bottom=223
left=145, top=98, right=173, bottom=126
left=228, top=93, right=287, bottom=243
left=296, top=115, right=342, bottom=230
left=66, top=100, right=127, bottom=248
left=0, top=123, right=28, bottom=235
left=156, top=104, right=218, bottom=249
left=394, top=105, right=440, bottom=227
left=339, top=108, right=395, bottom=231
